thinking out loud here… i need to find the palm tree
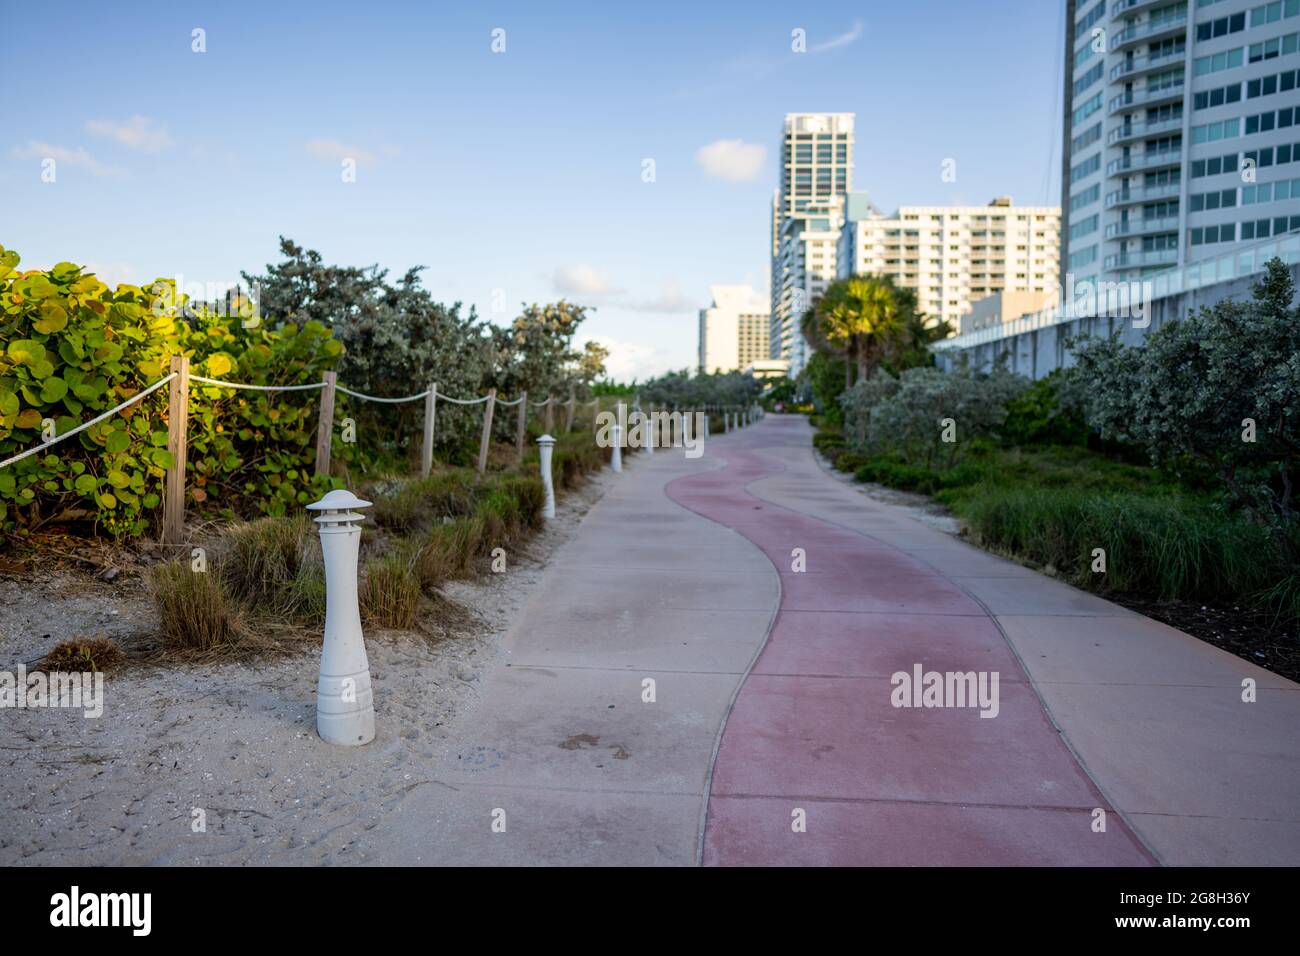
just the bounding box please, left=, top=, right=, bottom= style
left=813, top=275, right=908, bottom=384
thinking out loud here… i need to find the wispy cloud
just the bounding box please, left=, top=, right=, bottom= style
left=12, top=141, right=122, bottom=177
left=85, top=115, right=173, bottom=152
left=809, top=20, right=864, bottom=54
left=695, top=139, right=767, bottom=182
left=625, top=280, right=697, bottom=314
left=672, top=20, right=866, bottom=100
left=305, top=138, right=379, bottom=166
left=552, top=264, right=622, bottom=297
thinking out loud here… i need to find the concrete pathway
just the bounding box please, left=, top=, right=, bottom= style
left=672, top=416, right=1300, bottom=866
left=373, top=415, right=1299, bottom=865
left=365, top=444, right=777, bottom=864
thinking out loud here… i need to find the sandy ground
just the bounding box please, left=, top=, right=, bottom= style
left=0, top=470, right=613, bottom=866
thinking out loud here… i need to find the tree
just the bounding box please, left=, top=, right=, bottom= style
left=813, top=275, right=910, bottom=384
left=489, top=300, right=594, bottom=400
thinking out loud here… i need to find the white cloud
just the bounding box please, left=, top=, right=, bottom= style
left=626, top=280, right=696, bottom=314
left=810, top=20, right=864, bottom=53
left=552, top=264, right=621, bottom=297
left=12, top=141, right=122, bottom=177
left=85, top=115, right=173, bottom=152
left=586, top=336, right=681, bottom=382
left=305, top=138, right=378, bottom=166
left=695, top=139, right=766, bottom=182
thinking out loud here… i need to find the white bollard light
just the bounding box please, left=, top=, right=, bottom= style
left=306, top=489, right=376, bottom=747
left=537, top=434, right=557, bottom=518
left=611, top=423, right=623, bottom=473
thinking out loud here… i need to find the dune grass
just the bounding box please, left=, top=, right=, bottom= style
left=823, top=433, right=1299, bottom=623
left=146, top=437, right=615, bottom=659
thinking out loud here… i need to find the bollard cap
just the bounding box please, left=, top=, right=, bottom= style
left=536, top=434, right=556, bottom=446
left=307, top=489, right=372, bottom=524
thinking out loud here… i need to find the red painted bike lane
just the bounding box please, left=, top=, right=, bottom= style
left=666, top=428, right=1156, bottom=866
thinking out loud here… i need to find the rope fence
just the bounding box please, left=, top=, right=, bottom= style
left=1, top=356, right=762, bottom=545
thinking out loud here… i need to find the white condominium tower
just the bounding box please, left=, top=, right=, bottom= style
left=698, top=285, right=771, bottom=374
left=770, top=112, right=855, bottom=378
left=837, top=197, right=1061, bottom=332
left=1061, top=0, right=1300, bottom=287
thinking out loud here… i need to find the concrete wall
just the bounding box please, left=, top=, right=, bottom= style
left=934, top=261, right=1300, bottom=379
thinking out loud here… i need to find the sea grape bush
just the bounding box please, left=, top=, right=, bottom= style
left=1070, top=258, right=1300, bottom=548
left=0, top=244, right=341, bottom=538
left=840, top=364, right=1027, bottom=469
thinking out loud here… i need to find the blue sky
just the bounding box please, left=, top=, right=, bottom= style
left=2, top=0, right=1065, bottom=380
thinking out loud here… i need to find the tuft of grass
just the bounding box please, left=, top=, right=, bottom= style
left=359, top=551, right=422, bottom=629
left=371, top=470, right=479, bottom=533
left=42, top=635, right=123, bottom=672
left=218, top=515, right=325, bottom=623
left=148, top=560, right=254, bottom=653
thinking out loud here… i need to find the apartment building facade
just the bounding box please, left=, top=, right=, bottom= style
left=698, top=285, right=771, bottom=374
left=837, top=197, right=1061, bottom=331
left=1061, top=0, right=1300, bottom=287
left=769, top=112, right=855, bottom=378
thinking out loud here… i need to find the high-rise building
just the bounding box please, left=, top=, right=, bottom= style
left=770, top=113, right=855, bottom=378
left=837, top=197, right=1061, bottom=331
left=1061, top=0, right=1300, bottom=288
left=698, top=285, right=771, bottom=374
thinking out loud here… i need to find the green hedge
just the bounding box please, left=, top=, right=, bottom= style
left=1, top=245, right=341, bottom=537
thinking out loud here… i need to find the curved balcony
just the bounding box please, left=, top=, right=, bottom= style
left=1110, top=47, right=1186, bottom=81
left=1105, top=182, right=1181, bottom=208
left=1105, top=215, right=1181, bottom=239
left=1104, top=248, right=1179, bottom=269
left=1110, top=14, right=1188, bottom=53
left=1107, top=81, right=1185, bottom=116
left=1106, top=148, right=1182, bottom=175
left=1110, top=0, right=1166, bottom=15
left=1108, top=115, right=1183, bottom=146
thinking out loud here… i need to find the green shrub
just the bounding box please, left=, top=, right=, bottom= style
left=1071, top=258, right=1299, bottom=545
left=1000, top=371, right=1087, bottom=448
left=840, top=365, right=1028, bottom=469
left=0, top=245, right=342, bottom=538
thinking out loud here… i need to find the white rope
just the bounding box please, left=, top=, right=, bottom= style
left=0, top=373, right=178, bottom=471
left=531, top=398, right=552, bottom=407
left=495, top=395, right=524, bottom=407
left=336, top=384, right=431, bottom=404
left=439, top=393, right=492, bottom=405
left=191, top=375, right=326, bottom=392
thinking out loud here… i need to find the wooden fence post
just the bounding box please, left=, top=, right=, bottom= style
left=564, top=388, right=576, bottom=433
left=515, top=389, right=528, bottom=463
left=315, top=370, right=337, bottom=478
left=162, top=354, right=190, bottom=546
left=421, top=382, right=437, bottom=478
left=477, top=389, right=497, bottom=474
left=544, top=395, right=554, bottom=433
